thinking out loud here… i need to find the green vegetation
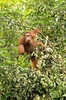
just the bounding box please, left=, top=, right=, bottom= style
left=0, top=0, right=66, bottom=100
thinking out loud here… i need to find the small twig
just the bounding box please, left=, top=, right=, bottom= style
left=45, top=36, right=49, bottom=47
left=37, top=35, right=44, bottom=41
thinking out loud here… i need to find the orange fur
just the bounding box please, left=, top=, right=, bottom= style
left=29, top=28, right=41, bottom=39
left=18, top=28, right=45, bottom=69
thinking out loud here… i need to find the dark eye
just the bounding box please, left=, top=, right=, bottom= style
left=25, top=33, right=30, bottom=36
left=26, top=35, right=30, bottom=36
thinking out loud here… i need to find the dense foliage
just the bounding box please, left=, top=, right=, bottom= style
left=0, top=0, right=66, bottom=100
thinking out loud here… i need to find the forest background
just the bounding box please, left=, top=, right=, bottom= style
left=0, top=0, right=66, bottom=100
